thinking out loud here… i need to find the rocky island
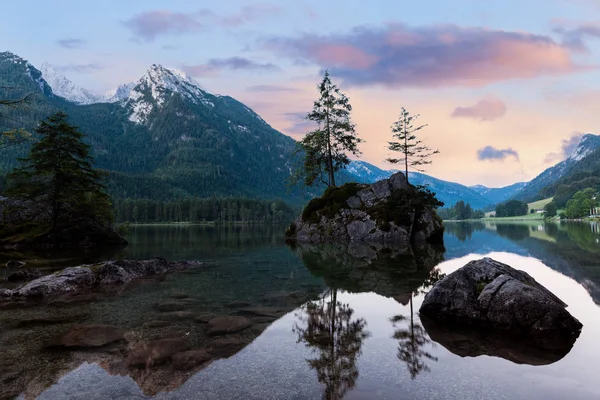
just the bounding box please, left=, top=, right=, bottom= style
left=286, top=172, right=444, bottom=245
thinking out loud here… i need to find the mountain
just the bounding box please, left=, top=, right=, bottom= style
left=0, top=51, right=306, bottom=203
left=513, top=134, right=600, bottom=203
left=39, top=63, right=106, bottom=105
left=469, top=182, right=527, bottom=205
left=348, top=161, right=497, bottom=210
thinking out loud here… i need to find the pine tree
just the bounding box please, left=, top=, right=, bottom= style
left=387, top=107, right=439, bottom=184
left=7, top=112, right=113, bottom=232
left=294, top=71, right=363, bottom=188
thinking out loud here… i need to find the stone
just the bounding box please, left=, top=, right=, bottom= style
left=233, top=307, right=285, bottom=319
left=371, top=179, right=391, bottom=199
left=10, top=267, right=96, bottom=298
left=7, top=269, right=42, bottom=283
left=160, top=311, right=196, bottom=321
left=171, top=349, right=211, bottom=370
left=346, top=196, right=362, bottom=209
left=49, top=324, right=125, bottom=348
left=389, top=172, right=409, bottom=190
left=419, top=257, right=583, bottom=348
left=195, top=313, right=219, bottom=323
left=1, top=258, right=203, bottom=301
left=144, top=320, right=170, bottom=328
left=207, top=316, right=252, bottom=336
left=15, top=313, right=89, bottom=328
left=126, top=338, right=191, bottom=367
left=209, top=337, right=245, bottom=358
left=171, top=292, right=189, bottom=299
left=156, top=301, right=186, bottom=312
left=357, top=188, right=377, bottom=207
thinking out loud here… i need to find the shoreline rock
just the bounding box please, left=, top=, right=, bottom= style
left=0, top=258, right=203, bottom=302
left=419, top=257, right=583, bottom=349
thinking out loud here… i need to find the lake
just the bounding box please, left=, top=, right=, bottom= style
left=1, top=221, right=600, bottom=400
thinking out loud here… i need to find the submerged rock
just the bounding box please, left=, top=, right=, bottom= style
left=0, top=258, right=202, bottom=302
left=286, top=172, right=443, bottom=245
left=5, top=260, right=26, bottom=268
left=207, top=316, right=252, bottom=336
left=126, top=338, right=191, bottom=367
left=48, top=324, right=125, bottom=348
left=419, top=258, right=582, bottom=348
left=171, top=349, right=211, bottom=370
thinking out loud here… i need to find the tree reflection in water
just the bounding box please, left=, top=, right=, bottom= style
left=390, top=268, right=445, bottom=379
left=293, top=289, right=370, bottom=400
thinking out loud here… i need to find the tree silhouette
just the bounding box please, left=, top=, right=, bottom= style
left=294, top=289, right=370, bottom=399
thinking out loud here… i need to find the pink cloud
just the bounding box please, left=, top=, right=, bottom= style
left=452, top=96, right=507, bottom=121
left=266, top=24, right=595, bottom=88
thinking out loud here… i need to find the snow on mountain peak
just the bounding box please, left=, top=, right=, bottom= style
left=568, top=133, right=600, bottom=162
left=104, top=82, right=135, bottom=103
left=39, top=62, right=104, bottom=105
left=126, top=64, right=213, bottom=125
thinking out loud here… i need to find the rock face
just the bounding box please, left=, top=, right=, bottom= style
left=420, top=258, right=583, bottom=349
left=287, top=172, right=443, bottom=245
left=0, top=258, right=202, bottom=301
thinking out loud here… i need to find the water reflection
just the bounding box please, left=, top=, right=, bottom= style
left=294, top=289, right=370, bottom=400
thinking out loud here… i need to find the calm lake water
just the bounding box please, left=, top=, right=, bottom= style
left=2, top=221, right=600, bottom=400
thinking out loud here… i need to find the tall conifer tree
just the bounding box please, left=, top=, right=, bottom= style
left=387, top=107, right=439, bottom=184
left=7, top=112, right=113, bottom=232
left=295, top=71, right=363, bottom=188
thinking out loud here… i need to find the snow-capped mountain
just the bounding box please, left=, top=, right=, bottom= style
left=0, top=51, right=53, bottom=96
left=39, top=62, right=106, bottom=105
left=103, top=82, right=136, bottom=103
left=124, top=64, right=214, bottom=124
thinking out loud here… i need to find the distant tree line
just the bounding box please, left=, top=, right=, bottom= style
left=495, top=200, right=528, bottom=217
left=437, top=201, right=484, bottom=220
left=112, top=197, right=297, bottom=224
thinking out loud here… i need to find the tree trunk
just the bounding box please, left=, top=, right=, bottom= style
left=404, top=122, right=409, bottom=185
left=326, top=113, right=335, bottom=187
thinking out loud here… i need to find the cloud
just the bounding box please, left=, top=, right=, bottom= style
left=552, top=21, right=600, bottom=50
left=56, top=63, right=104, bottom=73
left=246, top=85, right=300, bottom=92
left=477, top=146, right=519, bottom=161
left=122, top=10, right=205, bottom=42
left=123, top=5, right=280, bottom=42
left=183, top=57, right=279, bottom=77
left=266, top=24, right=593, bottom=88
left=282, top=111, right=315, bottom=136
left=544, top=132, right=584, bottom=163
left=451, top=97, right=507, bottom=121
left=57, top=38, right=86, bottom=49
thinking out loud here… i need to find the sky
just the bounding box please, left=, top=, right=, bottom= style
left=1, top=0, right=599, bottom=188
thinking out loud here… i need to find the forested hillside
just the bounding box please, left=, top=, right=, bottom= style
left=0, top=52, right=308, bottom=204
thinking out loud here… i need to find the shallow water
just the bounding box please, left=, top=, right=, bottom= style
left=2, top=221, right=600, bottom=399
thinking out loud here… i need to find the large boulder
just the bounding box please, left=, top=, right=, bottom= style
left=287, top=172, right=443, bottom=245
left=419, top=258, right=582, bottom=349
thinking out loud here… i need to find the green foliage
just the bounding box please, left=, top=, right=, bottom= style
left=495, top=200, right=528, bottom=217
left=301, top=183, right=363, bottom=224
left=564, top=188, right=597, bottom=219
left=113, top=196, right=296, bottom=224
left=6, top=112, right=114, bottom=231
left=544, top=202, right=558, bottom=218
left=292, top=71, right=363, bottom=188
left=437, top=200, right=484, bottom=220
left=387, top=107, right=439, bottom=184
left=370, top=185, right=444, bottom=230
